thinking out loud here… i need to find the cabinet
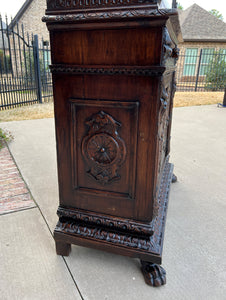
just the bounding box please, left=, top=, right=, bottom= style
left=43, top=0, right=180, bottom=286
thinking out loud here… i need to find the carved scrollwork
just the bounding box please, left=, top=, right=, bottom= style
left=43, top=9, right=177, bottom=23
left=57, top=206, right=154, bottom=235
left=56, top=218, right=156, bottom=251
left=55, top=159, right=173, bottom=257
left=162, top=27, right=179, bottom=66
left=82, top=111, right=126, bottom=185
left=160, top=86, right=169, bottom=110
left=162, top=27, right=173, bottom=62
left=171, top=76, right=177, bottom=99
left=172, top=47, right=179, bottom=60
left=50, top=64, right=165, bottom=77
left=47, top=0, right=159, bottom=10
left=158, top=78, right=170, bottom=178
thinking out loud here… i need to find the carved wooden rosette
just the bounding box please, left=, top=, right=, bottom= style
left=82, top=111, right=126, bottom=185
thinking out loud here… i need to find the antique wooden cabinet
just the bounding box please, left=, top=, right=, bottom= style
left=43, top=0, right=180, bottom=286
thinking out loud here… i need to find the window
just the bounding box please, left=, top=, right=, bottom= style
left=219, top=49, right=226, bottom=62
left=43, top=50, right=51, bottom=69
left=183, top=48, right=198, bottom=76
left=199, top=48, right=215, bottom=75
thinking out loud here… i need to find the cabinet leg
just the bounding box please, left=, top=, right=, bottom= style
left=172, top=173, right=177, bottom=183
left=140, top=260, right=166, bottom=287
left=55, top=240, right=71, bottom=256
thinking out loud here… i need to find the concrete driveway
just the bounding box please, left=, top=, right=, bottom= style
left=0, top=105, right=226, bottom=300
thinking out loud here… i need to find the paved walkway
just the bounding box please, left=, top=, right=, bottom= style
left=0, top=144, right=35, bottom=214
left=0, top=105, right=226, bottom=300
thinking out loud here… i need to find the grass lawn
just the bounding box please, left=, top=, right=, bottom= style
left=0, top=102, right=54, bottom=122
left=174, top=92, right=224, bottom=107
left=0, top=92, right=224, bottom=122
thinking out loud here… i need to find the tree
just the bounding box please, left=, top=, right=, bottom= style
left=205, top=50, right=226, bottom=91
left=177, top=2, right=183, bottom=10
left=0, top=49, right=12, bottom=73
left=209, top=9, right=223, bottom=21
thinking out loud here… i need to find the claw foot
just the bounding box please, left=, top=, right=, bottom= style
left=141, top=260, right=166, bottom=287
left=172, top=173, right=177, bottom=183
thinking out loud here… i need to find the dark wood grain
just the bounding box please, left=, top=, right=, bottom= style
left=141, top=261, right=166, bottom=286
left=55, top=240, right=71, bottom=256
left=50, top=28, right=162, bottom=66
left=44, top=0, right=179, bottom=286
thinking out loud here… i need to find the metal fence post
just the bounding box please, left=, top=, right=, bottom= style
left=195, top=49, right=202, bottom=92
left=33, top=34, right=42, bottom=103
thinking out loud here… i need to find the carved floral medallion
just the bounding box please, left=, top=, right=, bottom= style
left=82, top=111, right=126, bottom=185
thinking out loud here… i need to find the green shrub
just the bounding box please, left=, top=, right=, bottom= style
left=22, top=50, right=48, bottom=86
left=0, top=128, right=14, bottom=149
left=205, top=50, right=226, bottom=91
left=0, top=49, right=12, bottom=73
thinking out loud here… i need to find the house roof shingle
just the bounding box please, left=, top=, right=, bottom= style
left=179, top=4, right=226, bottom=42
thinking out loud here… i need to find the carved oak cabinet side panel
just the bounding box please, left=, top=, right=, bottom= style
left=44, top=0, right=180, bottom=287
left=69, top=99, right=139, bottom=202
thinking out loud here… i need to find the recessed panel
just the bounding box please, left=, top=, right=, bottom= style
left=70, top=99, right=139, bottom=200
left=51, top=28, right=162, bottom=66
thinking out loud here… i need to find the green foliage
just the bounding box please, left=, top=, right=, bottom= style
left=23, top=50, right=48, bottom=85
left=0, top=128, right=14, bottom=149
left=177, top=2, right=183, bottom=10
left=0, top=49, right=12, bottom=73
left=205, top=50, right=226, bottom=91
left=209, top=9, right=223, bottom=20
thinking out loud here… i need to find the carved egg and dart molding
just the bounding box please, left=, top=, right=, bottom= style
left=82, top=111, right=126, bottom=185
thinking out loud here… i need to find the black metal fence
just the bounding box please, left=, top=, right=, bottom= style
left=0, top=15, right=52, bottom=110
left=176, top=48, right=226, bottom=92
left=1, top=14, right=226, bottom=109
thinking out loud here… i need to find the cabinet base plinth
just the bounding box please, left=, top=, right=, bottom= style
left=55, top=240, right=71, bottom=256
left=53, top=160, right=173, bottom=285
left=141, top=260, right=166, bottom=287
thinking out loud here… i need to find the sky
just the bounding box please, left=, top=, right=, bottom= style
left=0, top=0, right=226, bottom=20
left=178, top=0, right=226, bottom=20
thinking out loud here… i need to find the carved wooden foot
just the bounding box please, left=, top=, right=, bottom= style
left=141, top=260, right=166, bottom=287
left=172, top=173, right=177, bottom=183
left=55, top=240, right=71, bottom=256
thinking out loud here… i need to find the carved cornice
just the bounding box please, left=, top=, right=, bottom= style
left=42, top=8, right=177, bottom=23
left=55, top=159, right=173, bottom=256
left=47, top=0, right=159, bottom=10
left=50, top=64, right=165, bottom=77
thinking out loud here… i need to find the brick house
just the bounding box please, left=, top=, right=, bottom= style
left=7, top=1, right=226, bottom=87
left=177, top=4, right=226, bottom=81
left=6, top=0, right=50, bottom=76
left=9, top=0, right=49, bottom=41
